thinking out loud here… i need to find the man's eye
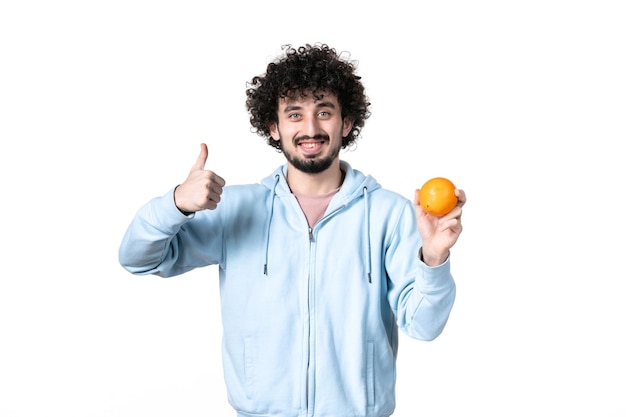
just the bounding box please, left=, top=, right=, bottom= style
left=318, top=111, right=330, bottom=117
left=288, top=113, right=301, bottom=120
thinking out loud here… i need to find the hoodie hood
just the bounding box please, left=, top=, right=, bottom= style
left=260, top=160, right=381, bottom=278
left=260, top=160, right=380, bottom=200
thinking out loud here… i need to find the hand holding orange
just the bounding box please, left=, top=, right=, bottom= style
left=418, top=177, right=458, bottom=216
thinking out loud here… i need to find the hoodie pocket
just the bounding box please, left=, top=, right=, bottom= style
left=243, top=336, right=255, bottom=399
left=366, top=342, right=375, bottom=406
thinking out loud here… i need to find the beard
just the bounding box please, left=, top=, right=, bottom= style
left=280, top=134, right=342, bottom=174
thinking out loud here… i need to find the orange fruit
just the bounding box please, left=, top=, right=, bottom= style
left=418, top=177, right=458, bottom=216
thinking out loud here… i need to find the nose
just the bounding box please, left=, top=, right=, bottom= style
left=301, top=116, right=321, bottom=138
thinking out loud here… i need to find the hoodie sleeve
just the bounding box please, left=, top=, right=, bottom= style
left=118, top=187, right=223, bottom=277
left=385, top=200, right=457, bottom=341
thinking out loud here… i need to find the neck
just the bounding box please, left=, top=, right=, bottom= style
left=286, top=160, right=344, bottom=195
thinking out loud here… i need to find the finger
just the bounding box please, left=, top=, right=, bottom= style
left=414, top=189, right=421, bottom=206
left=210, top=172, right=226, bottom=188
left=455, top=188, right=467, bottom=206
left=191, top=143, right=209, bottom=171
left=208, top=178, right=225, bottom=196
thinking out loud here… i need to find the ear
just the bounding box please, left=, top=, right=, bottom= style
left=342, top=117, right=354, bottom=137
left=269, top=122, right=280, bottom=141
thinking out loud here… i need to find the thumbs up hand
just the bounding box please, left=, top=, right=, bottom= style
left=174, top=143, right=226, bottom=213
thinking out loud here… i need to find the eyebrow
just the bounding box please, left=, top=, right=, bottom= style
left=282, top=101, right=337, bottom=114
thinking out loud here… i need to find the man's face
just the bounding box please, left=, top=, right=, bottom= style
left=269, top=92, right=353, bottom=174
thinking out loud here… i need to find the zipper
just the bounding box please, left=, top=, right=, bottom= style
left=305, top=206, right=345, bottom=415
left=306, top=225, right=313, bottom=415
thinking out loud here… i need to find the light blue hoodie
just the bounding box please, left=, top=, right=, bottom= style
left=119, top=160, right=456, bottom=417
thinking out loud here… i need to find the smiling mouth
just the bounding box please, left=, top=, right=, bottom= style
left=299, top=140, right=326, bottom=148
left=296, top=139, right=327, bottom=156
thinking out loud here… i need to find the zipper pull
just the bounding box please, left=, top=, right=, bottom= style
left=308, top=227, right=313, bottom=242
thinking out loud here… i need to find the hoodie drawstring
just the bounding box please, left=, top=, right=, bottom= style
left=363, top=186, right=372, bottom=283
left=263, top=175, right=372, bottom=283
left=263, top=174, right=280, bottom=275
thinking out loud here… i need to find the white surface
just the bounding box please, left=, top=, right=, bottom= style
left=1, top=1, right=624, bottom=416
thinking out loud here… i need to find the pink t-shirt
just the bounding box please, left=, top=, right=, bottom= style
left=293, top=188, right=340, bottom=228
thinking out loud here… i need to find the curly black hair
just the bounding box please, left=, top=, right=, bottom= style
left=245, top=43, right=371, bottom=151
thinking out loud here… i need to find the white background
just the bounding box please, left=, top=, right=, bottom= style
left=1, top=1, right=625, bottom=416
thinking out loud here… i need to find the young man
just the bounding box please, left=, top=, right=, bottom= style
left=119, top=43, right=466, bottom=417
